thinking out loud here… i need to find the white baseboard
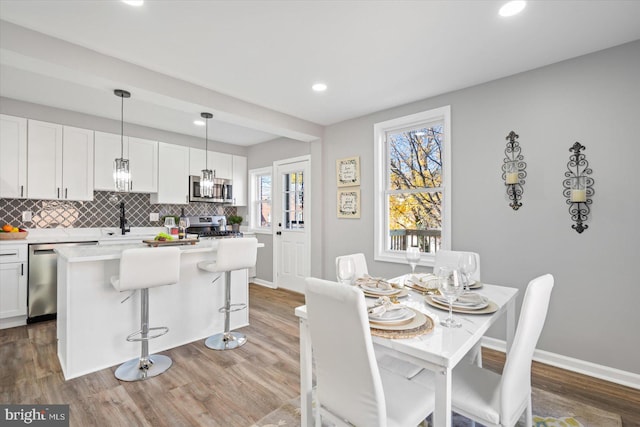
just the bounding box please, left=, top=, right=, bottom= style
left=252, top=278, right=276, bottom=289
left=0, top=315, right=27, bottom=330
left=481, top=337, right=640, bottom=390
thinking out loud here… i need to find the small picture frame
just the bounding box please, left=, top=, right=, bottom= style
left=336, top=156, right=360, bottom=187
left=337, top=187, right=361, bottom=219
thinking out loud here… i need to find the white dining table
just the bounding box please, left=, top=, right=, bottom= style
left=295, top=280, right=519, bottom=427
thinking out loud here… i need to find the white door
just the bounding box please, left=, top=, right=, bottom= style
left=273, top=156, right=310, bottom=293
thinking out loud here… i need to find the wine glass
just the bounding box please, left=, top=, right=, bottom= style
left=406, top=247, right=421, bottom=276
left=437, top=266, right=463, bottom=328
left=336, top=257, right=356, bottom=285
left=458, top=253, right=477, bottom=291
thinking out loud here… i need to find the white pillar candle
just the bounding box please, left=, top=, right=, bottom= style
left=506, top=172, right=518, bottom=184
left=571, top=189, right=586, bottom=203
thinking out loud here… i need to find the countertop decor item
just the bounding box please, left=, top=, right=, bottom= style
left=0, top=230, right=28, bottom=240
left=562, top=141, right=594, bottom=233
left=501, top=130, right=527, bottom=210
left=227, top=215, right=243, bottom=232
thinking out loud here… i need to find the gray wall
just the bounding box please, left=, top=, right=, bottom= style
left=321, top=40, right=640, bottom=374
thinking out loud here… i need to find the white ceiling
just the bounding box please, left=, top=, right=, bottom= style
left=1, top=0, right=640, bottom=146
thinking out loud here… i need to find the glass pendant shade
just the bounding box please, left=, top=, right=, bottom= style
left=113, top=89, right=131, bottom=192
left=200, top=112, right=214, bottom=197
left=114, top=158, right=131, bottom=192
left=201, top=168, right=214, bottom=197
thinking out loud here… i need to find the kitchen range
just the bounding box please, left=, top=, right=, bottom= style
left=185, top=215, right=241, bottom=238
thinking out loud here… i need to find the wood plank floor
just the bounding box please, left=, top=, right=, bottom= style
left=1, top=284, right=638, bottom=426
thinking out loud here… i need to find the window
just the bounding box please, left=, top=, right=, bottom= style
left=249, top=167, right=272, bottom=232
left=373, top=106, right=451, bottom=265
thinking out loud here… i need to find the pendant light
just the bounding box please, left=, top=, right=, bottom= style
left=113, top=89, right=131, bottom=192
left=200, top=112, right=214, bottom=197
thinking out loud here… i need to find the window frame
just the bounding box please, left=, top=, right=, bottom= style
left=248, top=166, right=273, bottom=234
left=373, top=106, right=452, bottom=266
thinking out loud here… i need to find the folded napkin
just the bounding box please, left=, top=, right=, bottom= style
left=367, top=296, right=403, bottom=316
left=356, top=275, right=394, bottom=290
left=408, top=273, right=438, bottom=289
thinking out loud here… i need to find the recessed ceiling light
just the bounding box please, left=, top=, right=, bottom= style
left=499, top=1, right=526, bottom=17
left=193, top=120, right=205, bottom=126
left=312, top=83, right=327, bottom=92
left=122, top=0, right=144, bottom=6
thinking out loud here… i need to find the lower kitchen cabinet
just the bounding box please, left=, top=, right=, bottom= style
left=0, top=244, right=27, bottom=320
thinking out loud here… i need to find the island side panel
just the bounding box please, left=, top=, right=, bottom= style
left=58, top=249, right=249, bottom=380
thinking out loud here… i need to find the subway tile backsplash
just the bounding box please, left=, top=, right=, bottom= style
left=0, top=191, right=236, bottom=229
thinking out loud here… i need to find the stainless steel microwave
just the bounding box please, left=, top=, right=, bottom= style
left=189, top=175, right=233, bottom=203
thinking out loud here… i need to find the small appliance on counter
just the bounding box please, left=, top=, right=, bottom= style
left=185, top=215, right=242, bottom=239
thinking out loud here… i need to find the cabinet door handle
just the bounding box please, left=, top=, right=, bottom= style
left=130, top=181, right=133, bottom=191
left=21, top=264, right=24, bottom=276
left=57, top=188, right=60, bottom=198
left=65, top=188, right=68, bottom=199
left=0, top=252, right=18, bottom=257
left=20, top=185, right=24, bottom=197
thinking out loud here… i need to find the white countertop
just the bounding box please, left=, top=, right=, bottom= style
left=0, top=227, right=165, bottom=246
left=55, top=239, right=221, bottom=262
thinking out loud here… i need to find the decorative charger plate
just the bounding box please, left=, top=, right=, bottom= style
left=432, top=294, right=489, bottom=310
left=370, top=308, right=434, bottom=338
left=359, top=284, right=399, bottom=295
left=424, top=295, right=498, bottom=314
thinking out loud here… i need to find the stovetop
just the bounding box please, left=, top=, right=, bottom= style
left=185, top=215, right=241, bottom=238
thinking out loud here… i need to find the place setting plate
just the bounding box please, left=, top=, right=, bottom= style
left=368, top=306, right=416, bottom=324
left=424, top=293, right=498, bottom=314
left=369, top=307, right=434, bottom=338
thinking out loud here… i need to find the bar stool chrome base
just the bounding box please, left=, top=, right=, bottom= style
left=114, top=354, right=172, bottom=382
left=205, top=331, right=247, bottom=350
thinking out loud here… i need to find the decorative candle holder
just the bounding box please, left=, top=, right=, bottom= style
left=562, top=142, right=594, bottom=233
left=501, top=131, right=526, bottom=210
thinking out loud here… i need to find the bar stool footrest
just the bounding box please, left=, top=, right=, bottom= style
left=125, top=326, right=170, bottom=342
left=218, top=303, right=247, bottom=314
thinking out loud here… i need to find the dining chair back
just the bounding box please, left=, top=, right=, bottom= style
left=433, top=250, right=481, bottom=281
left=335, top=252, right=369, bottom=280
left=499, top=273, right=554, bottom=425
left=305, top=277, right=435, bottom=427
left=413, top=274, right=554, bottom=426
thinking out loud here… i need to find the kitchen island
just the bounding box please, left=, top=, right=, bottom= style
left=56, top=239, right=259, bottom=380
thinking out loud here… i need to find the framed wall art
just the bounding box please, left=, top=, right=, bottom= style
left=336, top=156, right=361, bottom=187
left=337, top=187, right=361, bottom=219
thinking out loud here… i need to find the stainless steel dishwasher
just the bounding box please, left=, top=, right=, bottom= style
left=28, top=241, right=98, bottom=323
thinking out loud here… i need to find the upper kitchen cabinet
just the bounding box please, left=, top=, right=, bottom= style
left=0, top=114, right=27, bottom=199
left=232, top=155, right=247, bottom=206
left=94, top=132, right=158, bottom=193
left=190, top=148, right=232, bottom=180
left=151, top=142, right=189, bottom=205
left=27, top=120, right=94, bottom=201
left=128, top=137, right=158, bottom=193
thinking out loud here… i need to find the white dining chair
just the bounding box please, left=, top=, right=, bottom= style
left=412, top=273, right=554, bottom=427
left=433, top=249, right=481, bottom=282
left=335, top=253, right=369, bottom=280
left=305, top=277, right=435, bottom=427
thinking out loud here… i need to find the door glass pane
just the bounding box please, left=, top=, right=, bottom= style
left=283, top=171, right=304, bottom=230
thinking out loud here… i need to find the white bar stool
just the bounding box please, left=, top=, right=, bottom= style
left=110, top=247, right=181, bottom=381
left=197, top=237, right=258, bottom=350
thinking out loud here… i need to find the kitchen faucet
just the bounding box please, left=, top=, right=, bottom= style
left=119, top=202, right=130, bottom=235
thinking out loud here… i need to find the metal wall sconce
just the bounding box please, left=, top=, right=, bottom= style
left=501, top=131, right=526, bottom=210
left=562, top=142, right=594, bottom=233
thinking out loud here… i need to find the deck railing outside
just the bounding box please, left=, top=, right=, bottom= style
left=390, top=229, right=442, bottom=253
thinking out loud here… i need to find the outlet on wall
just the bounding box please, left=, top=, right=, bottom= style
left=22, top=211, right=32, bottom=222
left=150, top=213, right=159, bottom=221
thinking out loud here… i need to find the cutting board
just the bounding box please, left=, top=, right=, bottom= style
left=143, top=237, right=199, bottom=247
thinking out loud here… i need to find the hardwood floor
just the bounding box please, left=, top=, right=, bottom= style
left=1, top=284, right=638, bottom=426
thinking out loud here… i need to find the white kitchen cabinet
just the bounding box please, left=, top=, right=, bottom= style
left=150, top=142, right=189, bottom=204
left=27, top=120, right=94, bottom=201
left=94, top=132, right=158, bottom=193
left=94, top=131, right=125, bottom=191
left=128, top=137, right=158, bottom=193
left=211, top=152, right=233, bottom=180
left=0, top=114, right=27, bottom=198
left=232, top=154, right=247, bottom=206
left=190, top=148, right=232, bottom=180
left=0, top=244, right=27, bottom=320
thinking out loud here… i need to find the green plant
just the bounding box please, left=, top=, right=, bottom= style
left=227, top=215, right=243, bottom=225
